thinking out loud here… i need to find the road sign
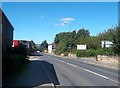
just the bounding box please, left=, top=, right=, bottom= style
left=77, top=45, right=86, bottom=50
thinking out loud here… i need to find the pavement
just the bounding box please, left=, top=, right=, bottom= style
left=2, top=52, right=120, bottom=87
left=2, top=57, right=56, bottom=87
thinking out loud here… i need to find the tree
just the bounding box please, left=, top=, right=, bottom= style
left=54, top=29, right=91, bottom=54
left=98, top=27, right=116, bottom=42
left=113, top=26, right=120, bottom=55
left=77, top=28, right=90, bottom=37
left=39, top=40, right=48, bottom=52
left=54, top=25, right=118, bottom=56
left=55, top=40, right=67, bottom=55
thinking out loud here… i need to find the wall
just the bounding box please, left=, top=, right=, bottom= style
left=0, top=8, right=2, bottom=87
left=96, top=55, right=120, bottom=63
left=2, top=11, right=14, bottom=55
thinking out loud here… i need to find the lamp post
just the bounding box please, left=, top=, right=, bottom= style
left=64, top=22, right=72, bottom=57
left=64, top=22, right=71, bottom=31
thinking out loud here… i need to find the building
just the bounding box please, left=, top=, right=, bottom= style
left=101, top=40, right=113, bottom=48
left=1, top=9, right=14, bottom=55
left=13, top=40, right=36, bottom=54
left=13, top=40, right=30, bottom=48
left=35, top=44, right=40, bottom=49
left=0, top=9, right=2, bottom=55
left=48, top=44, right=52, bottom=53
left=48, top=42, right=56, bottom=54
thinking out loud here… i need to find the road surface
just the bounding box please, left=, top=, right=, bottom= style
left=3, top=52, right=120, bottom=88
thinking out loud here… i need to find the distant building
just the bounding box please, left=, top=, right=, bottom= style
left=13, top=40, right=29, bottom=48
left=48, top=44, right=52, bottom=53
left=101, top=40, right=113, bottom=48
left=1, top=9, right=14, bottom=55
left=13, top=40, right=36, bottom=54
left=35, top=44, right=40, bottom=49
left=30, top=40, right=36, bottom=52
left=48, top=42, right=57, bottom=54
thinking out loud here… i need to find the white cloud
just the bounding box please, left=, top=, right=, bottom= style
left=60, top=18, right=75, bottom=22
left=55, top=18, right=75, bottom=27
left=55, top=17, right=75, bottom=27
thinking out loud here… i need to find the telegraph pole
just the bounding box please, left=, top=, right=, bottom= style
left=64, top=22, right=72, bottom=57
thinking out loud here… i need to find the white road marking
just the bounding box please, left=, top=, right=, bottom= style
left=29, top=58, right=39, bottom=61
left=52, top=58, right=119, bottom=84
left=46, top=53, right=118, bottom=69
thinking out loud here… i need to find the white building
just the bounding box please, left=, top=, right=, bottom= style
left=48, top=42, right=57, bottom=54
left=48, top=44, right=52, bottom=53
left=101, top=40, right=113, bottom=48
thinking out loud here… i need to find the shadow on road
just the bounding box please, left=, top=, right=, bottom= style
left=2, top=60, right=59, bottom=87
left=29, top=52, right=43, bottom=56
left=40, top=61, right=59, bottom=85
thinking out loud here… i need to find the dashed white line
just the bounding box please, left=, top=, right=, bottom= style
left=47, top=53, right=118, bottom=69
left=54, top=58, right=119, bottom=84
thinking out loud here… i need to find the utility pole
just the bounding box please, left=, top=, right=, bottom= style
left=64, top=22, right=72, bottom=57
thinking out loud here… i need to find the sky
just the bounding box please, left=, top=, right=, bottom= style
left=2, top=2, right=118, bottom=44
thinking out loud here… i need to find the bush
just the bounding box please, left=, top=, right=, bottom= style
left=95, top=49, right=104, bottom=55
left=55, top=50, right=61, bottom=55
left=76, top=49, right=105, bottom=57
left=76, top=50, right=86, bottom=57
left=3, top=53, right=30, bottom=77
left=85, top=50, right=96, bottom=57
left=104, top=47, right=114, bottom=55
left=13, top=44, right=27, bottom=57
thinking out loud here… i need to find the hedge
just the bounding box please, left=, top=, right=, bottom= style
left=3, top=54, right=30, bottom=77
left=76, top=49, right=105, bottom=57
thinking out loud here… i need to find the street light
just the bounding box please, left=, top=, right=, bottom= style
left=64, top=22, right=71, bottom=31
left=64, top=22, right=72, bottom=57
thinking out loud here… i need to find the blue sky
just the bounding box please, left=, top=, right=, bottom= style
left=2, top=2, right=118, bottom=44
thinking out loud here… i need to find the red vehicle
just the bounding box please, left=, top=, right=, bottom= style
left=13, top=40, right=19, bottom=48
left=13, top=40, right=29, bottom=48
left=13, top=40, right=36, bottom=54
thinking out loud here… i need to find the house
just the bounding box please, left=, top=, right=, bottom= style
left=48, top=42, right=57, bottom=54
left=1, top=9, right=14, bottom=56
left=13, top=40, right=30, bottom=48
left=48, top=44, right=52, bottom=53
left=35, top=44, right=40, bottom=49
left=101, top=40, right=113, bottom=48
left=13, top=40, right=36, bottom=54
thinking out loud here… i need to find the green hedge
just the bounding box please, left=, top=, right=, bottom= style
left=76, top=48, right=115, bottom=57
left=76, top=49, right=105, bottom=57
left=3, top=54, right=30, bottom=77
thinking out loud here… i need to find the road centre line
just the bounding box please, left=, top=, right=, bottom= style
left=46, top=53, right=118, bottom=69
left=50, top=57, right=120, bottom=84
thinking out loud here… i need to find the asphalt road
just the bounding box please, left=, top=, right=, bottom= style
left=36, top=52, right=119, bottom=87
left=3, top=52, right=120, bottom=88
